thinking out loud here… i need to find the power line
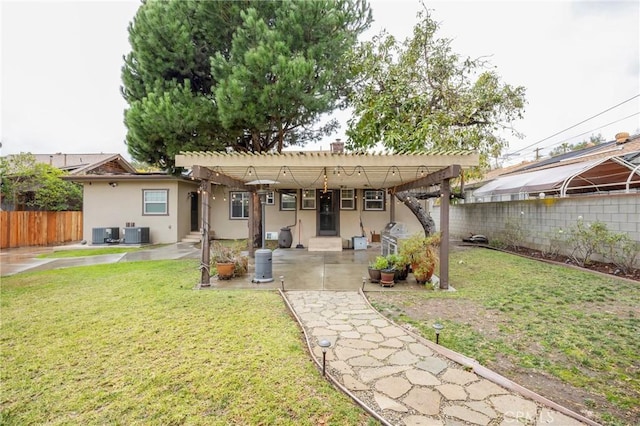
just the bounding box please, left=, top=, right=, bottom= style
left=508, top=94, right=640, bottom=156
left=540, top=111, right=639, bottom=153
left=508, top=111, right=640, bottom=163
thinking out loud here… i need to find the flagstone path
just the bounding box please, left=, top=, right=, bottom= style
left=284, top=291, right=596, bottom=426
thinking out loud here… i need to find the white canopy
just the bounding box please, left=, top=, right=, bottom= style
left=473, top=156, right=640, bottom=198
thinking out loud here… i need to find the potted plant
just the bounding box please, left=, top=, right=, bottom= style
left=398, top=233, right=440, bottom=284
left=211, top=241, right=248, bottom=279
left=379, top=259, right=396, bottom=286
left=368, top=255, right=389, bottom=283
left=387, top=253, right=409, bottom=281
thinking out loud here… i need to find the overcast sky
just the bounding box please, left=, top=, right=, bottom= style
left=1, top=0, right=639, bottom=164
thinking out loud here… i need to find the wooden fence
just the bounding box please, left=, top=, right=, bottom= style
left=0, top=211, right=83, bottom=249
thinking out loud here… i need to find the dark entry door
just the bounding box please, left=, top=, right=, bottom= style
left=190, top=192, right=199, bottom=232
left=317, top=190, right=339, bottom=236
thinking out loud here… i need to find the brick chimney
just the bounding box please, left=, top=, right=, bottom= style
left=330, top=139, right=344, bottom=153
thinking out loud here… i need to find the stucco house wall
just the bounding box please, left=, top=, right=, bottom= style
left=208, top=189, right=427, bottom=246
left=81, top=179, right=199, bottom=244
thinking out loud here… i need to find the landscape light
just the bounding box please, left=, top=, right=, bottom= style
left=318, top=339, right=331, bottom=376
left=433, top=323, right=444, bottom=345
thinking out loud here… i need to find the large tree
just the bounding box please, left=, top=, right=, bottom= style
left=346, top=8, right=526, bottom=234
left=122, top=0, right=371, bottom=246
left=0, top=154, right=82, bottom=211
left=122, top=0, right=371, bottom=168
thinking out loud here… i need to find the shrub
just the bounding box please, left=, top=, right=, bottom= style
left=496, top=217, right=528, bottom=251
left=541, top=228, right=567, bottom=259
left=601, top=233, right=640, bottom=275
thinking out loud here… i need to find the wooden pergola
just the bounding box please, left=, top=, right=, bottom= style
left=175, top=149, right=480, bottom=288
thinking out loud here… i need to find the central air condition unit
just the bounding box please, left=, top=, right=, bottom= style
left=123, top=227, right=150, bottom=244
left=92, top=227, right=120, bottom=244
left=265, top=231, right=279, bottom=240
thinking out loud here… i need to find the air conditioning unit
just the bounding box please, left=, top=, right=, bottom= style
left=92, top=227, right=120, bottom=244
left=265, top=231, right=279, bottom=240
left=123, top=227, right=150, bottom=244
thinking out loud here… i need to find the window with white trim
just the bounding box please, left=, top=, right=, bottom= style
left=364, top=190, right=385, bottom=211
left=301, top=189, right=316, bottom=210
left=280, top=190, right=296, bottom=211
left=340, top=189, right=355, bottom=210
left=143, top=189, right=168, bottom=215
left=230, top=191, right=250, bottom=219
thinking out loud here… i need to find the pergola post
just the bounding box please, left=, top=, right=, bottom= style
left=247, top=192, right=256, bottom=257
left=199, top=179, right=211, bottom=287
left=439, top=178, right=450, bottom=290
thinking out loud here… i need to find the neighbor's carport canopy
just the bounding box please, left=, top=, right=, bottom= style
left=175, top=149, right=480, bottom=191
left=473, top=155, right=640, bottom=198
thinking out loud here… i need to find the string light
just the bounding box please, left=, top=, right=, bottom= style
left=323, top=167, right=328, bottom=193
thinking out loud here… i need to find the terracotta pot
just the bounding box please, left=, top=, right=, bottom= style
left=216, top=262, right=235, bottom=279
left=412, top=262, right=434, bottom=284
left=380, top=269, right=396, bottom=285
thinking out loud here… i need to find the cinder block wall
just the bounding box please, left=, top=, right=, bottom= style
left=432, top=193, right=639, bottom=256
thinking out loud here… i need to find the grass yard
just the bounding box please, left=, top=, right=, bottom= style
left=1, top=260, right=372, bottom=425
left=35, top=245, right=166, bottom=258
left=367, top=247, right=639, bottom=426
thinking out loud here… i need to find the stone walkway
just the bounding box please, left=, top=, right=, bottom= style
left=284, top=291, right=596, bottom=426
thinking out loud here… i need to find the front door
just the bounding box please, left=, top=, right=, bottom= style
left=317, top=190, right=339, bottom=236
left=190, top=192, right=199, bottom=232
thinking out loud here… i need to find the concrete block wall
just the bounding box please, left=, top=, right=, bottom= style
left=431, top=193, right=639, bottom=259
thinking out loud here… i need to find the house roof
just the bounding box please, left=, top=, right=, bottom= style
left=473, top=155, right=640, bottom=197
left=3, top=153, right=137, bottom=175
left=175, top=149, right=480, bottom=191
left=506, top=133, right=640, bottom=175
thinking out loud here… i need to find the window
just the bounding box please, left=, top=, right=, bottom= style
left=143, top=189, right=168, bottom=215
left=230, top=191, right=250, bottom=219
left=340, top=189, right=355, bottom=210
left=280, top=190, right=296, bottom=211
left=301, top=189, right=316, bottom=210
left=265, top=191, right=275, bottom=205
left=364, top=190, right=385, bottom=211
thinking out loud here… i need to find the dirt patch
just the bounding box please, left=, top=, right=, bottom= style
left=502, top=245, right=640, bottom=282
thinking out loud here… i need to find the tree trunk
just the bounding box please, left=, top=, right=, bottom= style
left=395, top=191, right=436, bottom=236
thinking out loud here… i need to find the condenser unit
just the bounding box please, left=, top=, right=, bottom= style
left=123, top=227, right=150, bottom=244
left=92, top=227, right=120, bottom=244
left=265, top=231, right=279, bottom=240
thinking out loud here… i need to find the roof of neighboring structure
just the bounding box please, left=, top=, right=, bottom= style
left=473, top=156, right=640, bottom=197
left=3, top=153, right=137, bottom=175
left=471, top=133, right=640, bottom=197
left=175, top=149, right=480, bottom=190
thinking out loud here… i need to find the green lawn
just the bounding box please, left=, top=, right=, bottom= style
left=368, top=247, right=640, bottom=426
left=1, top=260, right=372, bottom=425
left=36, top=245, right=166, bottom=258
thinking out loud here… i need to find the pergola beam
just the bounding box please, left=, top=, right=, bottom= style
left=191, top=165, right=251, bottom=190
left=391, top=165, right=462, bottom=193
